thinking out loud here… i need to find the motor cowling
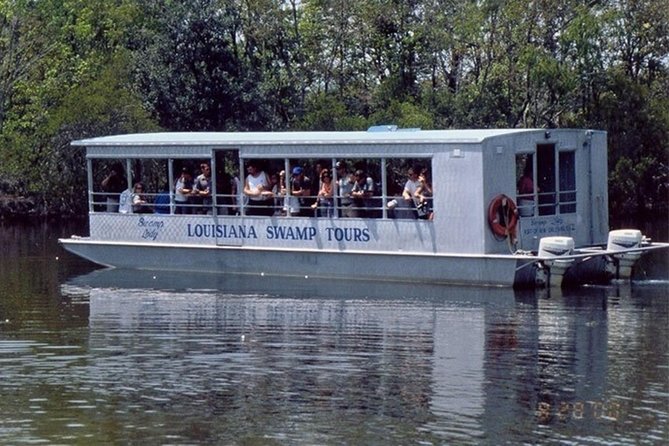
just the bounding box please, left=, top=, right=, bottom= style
left=607, top=229, right=643, bottom=279
left=607, top=229, right=642, bottom=251
left=538, top=237, right=575, bottom=287
left=538, top=236, right=575, bottom=260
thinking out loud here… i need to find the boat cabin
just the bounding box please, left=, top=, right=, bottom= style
left=75, top=128, right=608, bottom=257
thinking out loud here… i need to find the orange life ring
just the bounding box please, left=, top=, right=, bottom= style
left=488, top=194, right=518, bottom=239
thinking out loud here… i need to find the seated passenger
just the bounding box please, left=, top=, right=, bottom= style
left=153, top=184, right=170, bottom=214
left=118, top=187, right=133, bottom=214
left=415, top=168, right=433, bottom=220
left=131, top=183, right=151, bottom=214
left=311, top=169, right=334, bottom=217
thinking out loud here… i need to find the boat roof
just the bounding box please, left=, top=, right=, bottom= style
left=72, top=128, right=543, bottom=147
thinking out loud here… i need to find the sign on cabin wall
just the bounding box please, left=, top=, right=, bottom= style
left=90, top=214, right=437, bottom=253
left=520, top=215, right=577, bottom=237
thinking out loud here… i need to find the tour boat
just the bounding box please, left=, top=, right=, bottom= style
left=59, top=127, right=668, bottom=288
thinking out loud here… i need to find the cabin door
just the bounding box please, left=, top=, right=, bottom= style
left=537, top=143, right=556, bottom=215
left=212, top=148, right=241, bottom=236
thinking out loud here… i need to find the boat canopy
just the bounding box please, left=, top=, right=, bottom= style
left=73, top=129, right=541, bottom=159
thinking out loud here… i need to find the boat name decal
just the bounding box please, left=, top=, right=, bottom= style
left=138, top=217, right=165, bottom=241
left=185, top=223, right=371, bottom=243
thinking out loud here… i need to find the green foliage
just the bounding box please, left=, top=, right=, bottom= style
left=369, top=100, right=434, bottom=130
left=0, top=0, right=667, bottom=222
left=297, top=93, right=368, bottom=131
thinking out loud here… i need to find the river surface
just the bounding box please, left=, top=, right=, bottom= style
left=0, top=220, right=667, bottom=445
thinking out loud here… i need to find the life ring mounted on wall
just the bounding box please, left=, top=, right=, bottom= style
left=488, top=194, right=519, bottom=241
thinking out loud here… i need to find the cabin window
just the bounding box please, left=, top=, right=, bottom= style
left=526, top=144, right=577, bottom=217
left=236, top=156, right=433, bottom=220
left=134, top=159, right=169, bottom=211
left=385, top=158, right=433, bottom=220
left=90, top=153, right=434, bottom=220
left=558, top=151, right=576, bottom=214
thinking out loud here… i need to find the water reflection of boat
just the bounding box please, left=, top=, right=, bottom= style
left=63, top=268, right=521, bottom=440
left=63, top=267, right=519, bottom=304
left=59, top=269, right=667, bottom=442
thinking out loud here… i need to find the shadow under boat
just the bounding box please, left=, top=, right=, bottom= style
left=63, top=267, right=522, bottom=305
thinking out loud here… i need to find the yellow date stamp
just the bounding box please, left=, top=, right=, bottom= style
left=536, top=400, right=622, bottom=422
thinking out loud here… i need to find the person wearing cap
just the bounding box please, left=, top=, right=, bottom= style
left=243, top=160, right=274, bottom=216
left=283, top=166, right=312, bottom=216
left=335, top=161, right=355, bottom=218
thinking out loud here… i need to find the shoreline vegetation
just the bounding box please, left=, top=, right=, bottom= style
left=1, top=1, right=667, bottom=223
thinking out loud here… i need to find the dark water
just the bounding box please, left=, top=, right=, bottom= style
left=1, top=221, right=668, bottom=445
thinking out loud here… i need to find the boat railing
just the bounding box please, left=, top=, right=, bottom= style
left=91, top=189, right=428, bottom=220
left=519, top=188, right=577, bottom=217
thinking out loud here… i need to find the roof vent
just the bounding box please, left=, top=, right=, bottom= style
left=367, top=125, right=398, bottom=132
left=367, top=125, right=421, bottom=132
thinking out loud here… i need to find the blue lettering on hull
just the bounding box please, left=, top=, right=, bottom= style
left=266, top=226, right=317, bottom=240
left=186, top=223, right=372, bottom=244
left=187, top=224, right=258, bottom=239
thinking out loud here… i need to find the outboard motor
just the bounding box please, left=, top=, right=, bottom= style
left=607, top=229, right=643, bottom=279
left=538, top=236, right=575, bottom=287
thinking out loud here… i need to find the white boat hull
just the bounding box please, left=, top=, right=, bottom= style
left=60, top=238, right=520, bottom=287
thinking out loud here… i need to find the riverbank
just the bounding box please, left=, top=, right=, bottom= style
left=0, top=193, right=39, bottom=218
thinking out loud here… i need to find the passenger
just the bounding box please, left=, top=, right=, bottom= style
left=517, top=163, right=535, bottom=217
left=131, top=183, right=151, bottom=214
left=270, top=171, right=285, bottom=216
left=351, top=169, right=375, bottom=218
left=100, top=163, right=126, bottom=212
left=517, top=164, right=534, bottom=196
left=118, top=186, right=133, bottom=214
left=153, top=183, right=171, bottom=214
left=402, top=167, right=422, bottom=210
left=311, top=160, right=327, bottom=201
left=174, top=168, right=193, bottom=215
left=284, top=166, right=312, bottom=216
left=415, top=168, right=433, bottom=220
left=335, top=161, right=355, bottom=218
left=243, top=160, right=274, bottom=216
left=193, top=163, right=213, bottom=214
left=311, top=169, right=334, bottom=217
